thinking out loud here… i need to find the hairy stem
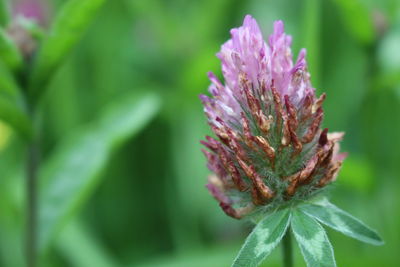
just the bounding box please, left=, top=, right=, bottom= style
left=282, top=227, right=294, bottom=267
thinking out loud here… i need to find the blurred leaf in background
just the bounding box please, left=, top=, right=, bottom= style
left=38, top=92, right=160, bottom=253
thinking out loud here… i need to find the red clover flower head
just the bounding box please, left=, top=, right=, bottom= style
left=12, top=0, right=49, bottom=25
left=200, top=15, right=347, bottom=219
left=7, top=0, right=49, bottom=58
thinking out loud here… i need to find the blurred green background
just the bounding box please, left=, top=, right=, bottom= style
left=1, top=0, right=400, bottom=266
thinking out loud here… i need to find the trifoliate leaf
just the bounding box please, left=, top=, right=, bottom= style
left=232, top=208, right=291, bottom=267
left=299, top=201, right=384, bottom=245
left=291, top=208, right=336, bottom=267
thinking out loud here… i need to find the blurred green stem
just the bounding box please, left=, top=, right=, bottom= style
left=282, top=227, right=293, bottom=267
left=26, top=140, right=38, bottom=267
left=26, top=104, right=39, bottom=267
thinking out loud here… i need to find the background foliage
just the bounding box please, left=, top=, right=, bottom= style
left=0, top=0, right=399, bottom=266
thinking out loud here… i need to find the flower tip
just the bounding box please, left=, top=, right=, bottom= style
left=284, top=94, right=290, bottom=102
left=199, top=94, right=209, bottom=103
left=243, top=14, right=257, bottom=27
left=297, top=48, right=307, bottom=62
left=336, top=152, right=348, bottom=162
left=243, top=14, right=254, bottom=23
left=242, top=14, right=262, bottom=34
left=207, top=71, right=220, bottom=85
left=319, top=128, right=329, bottom=146
left=273, top=20, right=285, bottom=34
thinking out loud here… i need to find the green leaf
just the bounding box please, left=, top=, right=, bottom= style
left=299, top=200, right=384, bottom=246
left=29, top=0, right=106, bottom=97
left=0, top=59, right=22, bottom=97
left=291, top=209, right=336, bottom=267
left=57, top=219, right=117, bottom=267
left=232, top=208, right=291, bottom=267
left=0, top=97, right=32, bottom=138
left=38, top=92, right=160, bottom=252
left=0, top=61, right=32, bottom=138
left=0, top=27, right=23, bottom=72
